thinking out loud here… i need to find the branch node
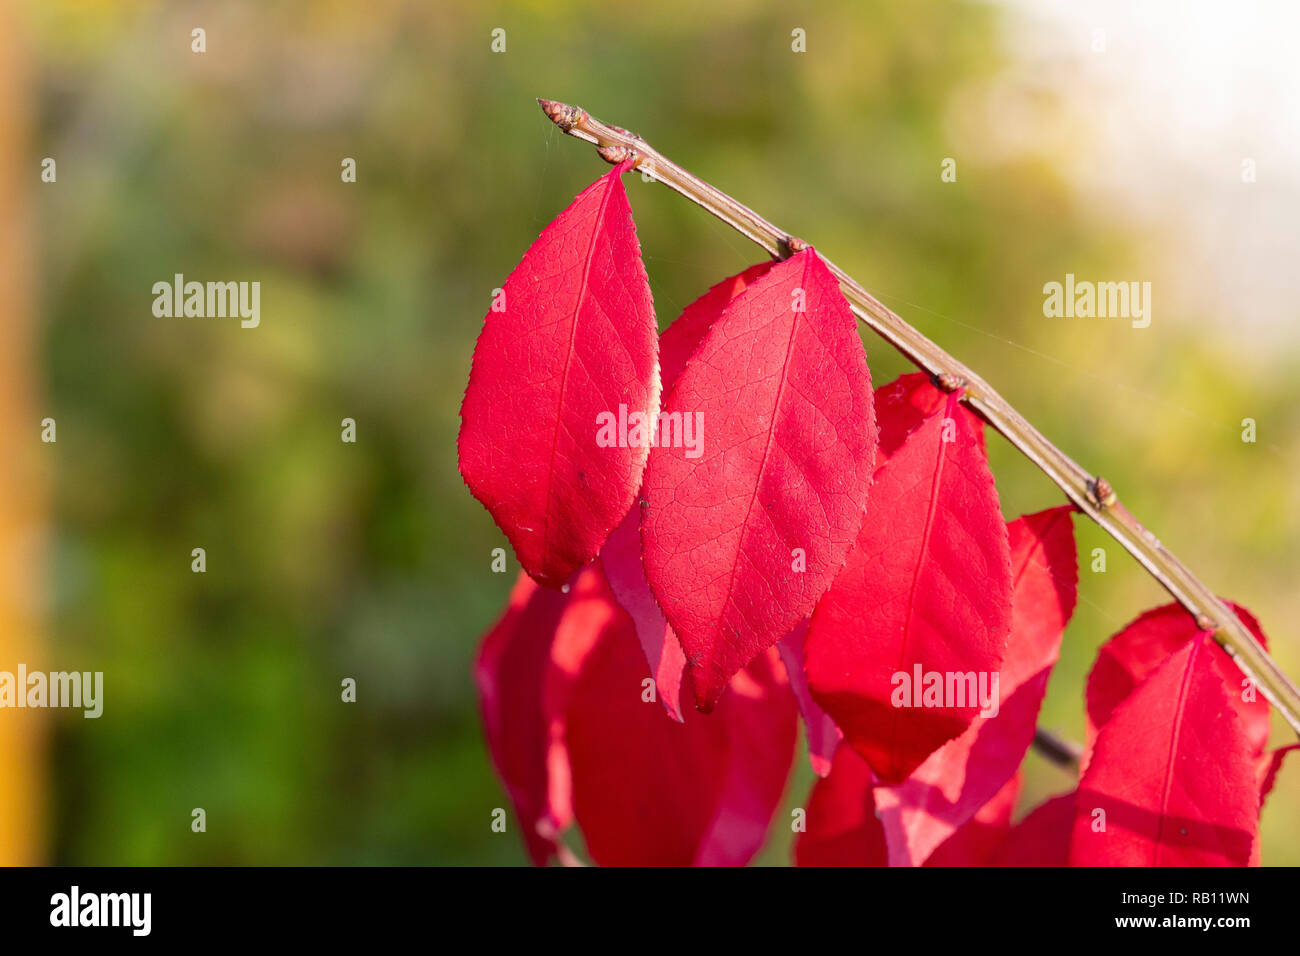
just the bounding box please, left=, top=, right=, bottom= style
left=932, top=372, right=967, bottom=394
left=596, top=144, right=637, bottom=166
left=1090, top=476, right=1118, bottom=510
left=1196, top=613, right=1218, bottom=633
left=784, top=236, right=810, bottom=255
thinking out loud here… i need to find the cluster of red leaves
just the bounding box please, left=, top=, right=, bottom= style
left=459, top=163, right=1291, bottom=866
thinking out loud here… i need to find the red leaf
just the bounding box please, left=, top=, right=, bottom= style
left=474, top=571, right=589, bottom=864
left=599, top=506, right=686, bottom=722
left=1070, top=634, right=1259, bottom=866
left=659, top=263, right=775, bottom=395
left=875, top=506, right=1077, bottom=863
left=1085, top=602, right=1271, bottom=760
left=873, top=372, right=984, bottom=465
left=794, top=744, right=1019, bottom=867
left=777, top=621, right=842, bottom=776
left=989, top=792, right=1074, bottom=866
left=564, top=569, right=798, bottom=865
left=459, top=160, right=658, bottom=588
left=642, top=248, right=877, bottom=709
left=1259, top=743, right=1299, bottom=808
left=875, top=372, right=942, bottom=457
left=805, top=391, right=1013, bottom=783
left=691, top=656, right=801, bottom=866
left=477, top=566, right=798, bottom=866
left=794, top=745, right=887, bottom=866
left=596, top=269, right=775, bottom=721
left=921, top=774, right=1021, bottom=867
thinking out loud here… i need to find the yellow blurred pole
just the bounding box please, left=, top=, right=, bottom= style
left=0, top=2, right=47, bottom=865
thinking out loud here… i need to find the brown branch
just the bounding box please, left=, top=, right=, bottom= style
left=1033, top=728, right=1082, bottom=773
left=539, top=98, right=1300, bottom=737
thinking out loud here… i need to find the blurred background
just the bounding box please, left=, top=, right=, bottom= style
left=2, top=0, right=1297, bottom=865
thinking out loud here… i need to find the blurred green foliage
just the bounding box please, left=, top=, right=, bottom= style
left=24, top=0, right=1299, bottom=864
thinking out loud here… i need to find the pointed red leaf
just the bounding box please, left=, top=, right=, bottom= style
left=777, top=621, right=842, bottom=776
left=989, top=792, right=1074, bottom=866
left=875, top=506, right=1077, bottom=863
left=795, top=744, right=1019, bottom=866
left=921, top=774, right=1021, bottom=867
left=692, top=656, right=801, bottom=866
left=1085, top=602, right=1271, bottom=760
left=659, top=263, right=775, bottom=394
left=596, top=269, right=780, bottom=721
left=642, top=248, right=877, bottom=709
left=459, top=160, right=658, bottom=588
left=474, top=571, right=587, bottom=864
left=564, top=568, right=798, bottom=865
left=478, top=565, right=798, bottom=866
left=805, top=391, right=1013, bottom=783
left=1070, top=634, right=1259, bottom=866
left=794, top=745, right=887, bottom=866
left=599, top=506, right=686, bottom=721
left=1259, top=743, right=1298, bottom=808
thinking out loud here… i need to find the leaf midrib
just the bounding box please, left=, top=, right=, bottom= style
left=541, top=174, right=620, bottom=565
left=704, top=260, right=807, bottom=697
left=887, top=403, right=952, bottom=778
left=1152, top=635, right=1204, bottom=865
